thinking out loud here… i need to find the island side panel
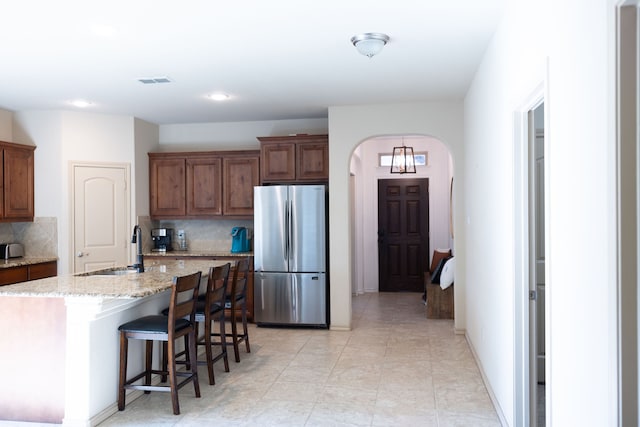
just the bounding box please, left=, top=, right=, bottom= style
left=63, top=292, right=174, bottom=426
left=0, top=296, right=66, bottom=423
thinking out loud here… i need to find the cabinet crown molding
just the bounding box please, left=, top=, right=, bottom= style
left=148, top=149, right=259, bottom=159
left=0, top=140, right=36, bottom=151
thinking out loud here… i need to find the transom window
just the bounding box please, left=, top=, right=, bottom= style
left=378, top=152, right=427, bottom=167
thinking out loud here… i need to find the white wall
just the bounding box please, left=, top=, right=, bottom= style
left=13, top=110, right=64, bottom=231
left=328, top=101, right=465, bottom=331
left=353, top=135, right=452, bottom=293
left=134, top=118, right=160, bottom=217
left=13, top=111, right=137, bottom=274
left=0, top=109, right=13, bottom=141
left=464, top=0, right=618, bottom=425
left=159, top=118, right=328, bottom=150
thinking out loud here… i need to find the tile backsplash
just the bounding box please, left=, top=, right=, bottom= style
left=6, top=217, right=57, bottom=257
left=0, top=216, right=254, bottom=259
left=137, top=216, right=253, bottom=252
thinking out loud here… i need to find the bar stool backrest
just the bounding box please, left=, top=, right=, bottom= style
left=168, top=271, right=202, bottom=331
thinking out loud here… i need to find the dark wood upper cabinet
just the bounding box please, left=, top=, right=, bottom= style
left=297, top=141, right=329, bottom=182
left=149, top=150, right=259, bottom=219
left=222, top=154, right=260, bottom=216
left=186, top=157, right=222, bottom=216
left=0, top=141, right=35, bottom=222
left=149, top=156, right=186, bottom=218
left=260, top=142, right=296, bottom=182
left=258, top=134, right=328, bottom=183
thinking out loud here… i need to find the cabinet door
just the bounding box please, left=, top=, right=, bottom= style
left=3, top=147, right=34, bottom=220
left=223, top=156, right=259, bottom=216
left=149, top=157, right=186, bottom=218
left=296, top=142, right=328, bottom=181
left=260, top=143, right=295, bottom=182
left=186, top=157, right=222, bottom=216
left=28, top=261, right=57, bottom=280
left=0, top=266, right=28, bottom=286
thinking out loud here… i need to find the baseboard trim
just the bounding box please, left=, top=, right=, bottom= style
left=86, top=375, right=162, bottom=426
left=465, top=333, right=509, bottom=427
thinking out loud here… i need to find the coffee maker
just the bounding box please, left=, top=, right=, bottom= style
left=151, top=228, right=173, bottom=252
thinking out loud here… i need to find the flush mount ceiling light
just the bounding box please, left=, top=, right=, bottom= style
left=207, top=93, right=230, bottom=101
left=350, top=32, right=390, bottom=58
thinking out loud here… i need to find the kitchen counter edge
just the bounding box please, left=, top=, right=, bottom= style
left=0, top=256, right=58, bottom=269
left=0, top=259, right=228, bottom=299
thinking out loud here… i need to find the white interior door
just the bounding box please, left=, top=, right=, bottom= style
left=72, top=163, right=129, bottom=273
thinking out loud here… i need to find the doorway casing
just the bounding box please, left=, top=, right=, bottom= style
left=513, top=83, right=548, bottom=426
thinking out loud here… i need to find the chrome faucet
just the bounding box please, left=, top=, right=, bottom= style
left=131, top=225, right=144, bottom=273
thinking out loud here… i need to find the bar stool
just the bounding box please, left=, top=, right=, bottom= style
left=117, top=271, right=202, bottom=415
left=190, top=263, right=231, bottom=385
left=202, top=263, right=231, bottom=383
left=225, top=257, right=251, bottom=362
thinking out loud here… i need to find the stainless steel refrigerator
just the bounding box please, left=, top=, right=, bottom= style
left=253, top=185, right=328, bottom=327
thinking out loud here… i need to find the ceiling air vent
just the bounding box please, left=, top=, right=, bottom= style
left=137, top=76, right=172, bottom=84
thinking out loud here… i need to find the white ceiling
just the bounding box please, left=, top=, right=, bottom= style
left=0, top=1, right=505, bottom=125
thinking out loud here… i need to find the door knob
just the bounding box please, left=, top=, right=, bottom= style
left=76, top=251, right=88, bottom=257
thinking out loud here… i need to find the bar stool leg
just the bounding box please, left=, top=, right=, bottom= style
left=161, top=342, right=168, bottom=382
left=167, top=337, right=179, bottom=415
left=204, top=316, right=215, bottom=385
left=188, top=331, right=201, bottom=397
left=144, top=340, right=153, bottom=393
left=241, top=300, right=250, bottom=353
left=117, top=332, right=128, bottom=411
left=219, top=316, right=230, bottom=373
left=231, top=313, right=241, bottom=363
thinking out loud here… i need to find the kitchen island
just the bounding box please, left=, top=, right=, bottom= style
left=0, top=258, right=233, bottom=426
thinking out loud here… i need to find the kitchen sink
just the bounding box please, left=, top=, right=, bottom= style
left=77, top=267, right=140, bottom=277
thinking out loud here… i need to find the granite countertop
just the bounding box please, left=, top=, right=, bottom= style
left=0, top=256, right=58, bottom=269
left=0, top=259, right=230, bottom=299
left=144, top=250, right=253, bottom=257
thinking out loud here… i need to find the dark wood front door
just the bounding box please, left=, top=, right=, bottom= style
left=378, top=178, right=429, bottom=292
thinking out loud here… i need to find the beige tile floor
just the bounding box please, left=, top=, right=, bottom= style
left=98, top=292, right=501, bottom=426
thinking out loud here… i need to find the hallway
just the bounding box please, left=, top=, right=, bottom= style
left=97, top=292, right=500, bottom=426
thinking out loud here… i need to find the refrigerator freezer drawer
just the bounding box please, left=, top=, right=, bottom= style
left=254, top=272, right=327, bottom=327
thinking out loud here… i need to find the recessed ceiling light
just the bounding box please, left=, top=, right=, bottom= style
left=208, top=93, right=230, bottom=101
left=70, top=100, right=92, bottom=108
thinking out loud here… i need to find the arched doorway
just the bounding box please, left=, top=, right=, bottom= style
left=349, top=135, right=454, bottom=296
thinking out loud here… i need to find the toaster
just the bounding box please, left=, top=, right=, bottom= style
left=0, top=243, right=24, bottom=259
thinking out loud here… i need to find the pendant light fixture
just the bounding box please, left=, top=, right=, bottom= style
left=390, top=139, right=416, bottom=174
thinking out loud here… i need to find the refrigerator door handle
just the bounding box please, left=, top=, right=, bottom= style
left=291, top=274, right=298, bottom=322
left=259, top=274, right=265, bottom=310
left=283, top=200, right=289, bottom=262
left=288, top=199, right=294, bottom=261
